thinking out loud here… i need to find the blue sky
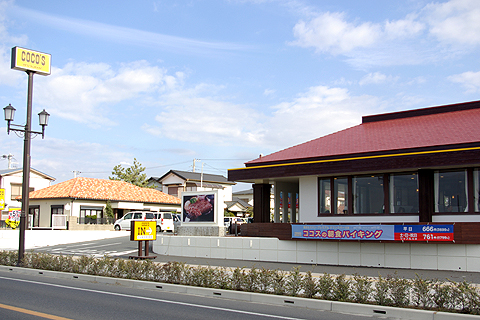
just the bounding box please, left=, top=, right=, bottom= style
left=0, top=0, right=480, bottom=190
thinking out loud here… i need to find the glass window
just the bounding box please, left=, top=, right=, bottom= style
left=11, top=183, right=34, bottom=200
left=318, top=178, right=331, bottom=214
left=390, top=173, right=419, bottom=214
left=168, top=186, right=179, bottom=197
left=334, top=178, right=348, bottom=214
left=434, top=170, right=468, bottom=213
left=51, top=206, right=63, bottom=214
left=353, top=175, right=385, bottom=214
left=11, top=183, right=21, bottom=200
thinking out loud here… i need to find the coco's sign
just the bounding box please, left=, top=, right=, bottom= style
left=11, top=46, right=51, bottom=76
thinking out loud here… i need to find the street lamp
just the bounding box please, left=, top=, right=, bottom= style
left=4, top=104, right=50, bottom=139
left=4, top=76, right=50, bottom=266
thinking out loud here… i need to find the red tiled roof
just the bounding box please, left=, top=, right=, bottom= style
left=247, top=104, right=480, bottom=165
left=27, top=177, right=181, bottom=204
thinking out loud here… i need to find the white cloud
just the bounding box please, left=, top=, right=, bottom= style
left=0, top=1, right=27, bottom=86
left=148, top=83, right=382, bottom=150
left=141, top=123, right=162, bottom=137
left=263, top=88, right=276, bottom=96
left=359, top=72, right=399, bottom=86
left=153, top=84, right=266, bottom=146
left=265, top=86, right=379, bottom=147
left=19, top=135, right=133, bottom=182
left=291, top=12, right=382, bottom=55
left=384, top=14, right=424, bottom=39
left=425, top=0, right=480, bottom=46
left=449, top=71, right=480, bottom=93
left=35, top=60, right=172, bottom=127
left=290, top=0, right=480, bottom=67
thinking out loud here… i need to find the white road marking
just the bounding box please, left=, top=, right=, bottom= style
left=0, top=276, right=307, bottom=320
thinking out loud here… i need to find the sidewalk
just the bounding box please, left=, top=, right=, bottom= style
left=0, top=229, right=127, bottom=250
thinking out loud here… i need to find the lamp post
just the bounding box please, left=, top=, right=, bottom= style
left=4, top=71, right=50, bottom=266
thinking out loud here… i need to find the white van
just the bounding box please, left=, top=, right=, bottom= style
left=153, top=212, right=175, bottom=232
left=113, top=211, right=155, bottom=231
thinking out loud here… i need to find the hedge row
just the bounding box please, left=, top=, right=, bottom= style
left=0, top=251, right=478, bottom=315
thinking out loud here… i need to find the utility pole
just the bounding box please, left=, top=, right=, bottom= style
left=192, top=158, right=198, bottom=172
left=73, top=170, right=81, bottom=178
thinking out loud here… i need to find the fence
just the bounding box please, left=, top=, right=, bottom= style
left=52, top=214, right=67, bottom=230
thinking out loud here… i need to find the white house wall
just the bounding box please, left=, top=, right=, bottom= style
left=161, top=174, right=185, bottom=187
left=113, top=202, right=144, bottom=210
left=2, top=171, right=52, bottom=210
left=32, top=199, right=67, bottom=228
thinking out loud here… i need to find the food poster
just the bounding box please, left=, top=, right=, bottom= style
left=183, top=194, right=215, bottom=222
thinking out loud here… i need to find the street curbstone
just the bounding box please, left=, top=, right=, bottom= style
left=0, top=265, right=478, bottom=319
left=332, top=301, right=435, bottom=320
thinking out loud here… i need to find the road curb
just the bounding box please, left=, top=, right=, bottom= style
left=1, top=265, right=478, bottom=319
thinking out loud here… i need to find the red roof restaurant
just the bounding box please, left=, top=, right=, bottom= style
left=228, top=100, right=480, bottom=271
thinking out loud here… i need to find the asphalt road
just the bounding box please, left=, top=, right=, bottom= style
left=29, top=234, right=480, bottom=284
left=0, top=269, right=376, bottom=320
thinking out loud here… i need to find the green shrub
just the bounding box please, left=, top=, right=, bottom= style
left=387, top=272, right=410, bottom=308
left=374, top=274, right=392, bottom=306
left=317, top=272, right=334, bottom=300
left=412, top=274, right=434, bottom=308
left=352, top=273, right=372, bottom=304
left=285, top=266, right=303, bottom=296
left=332, top=274, right=351, bottom=302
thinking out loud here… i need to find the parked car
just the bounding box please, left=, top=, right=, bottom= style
left=113, top=211, right=155, bottom=231
left=224, top=217, right=235, bottom=228
left=153, top=212, right=175, bottom=232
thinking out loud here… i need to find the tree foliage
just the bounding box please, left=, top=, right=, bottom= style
left=109, top=158, right=150, bottom=187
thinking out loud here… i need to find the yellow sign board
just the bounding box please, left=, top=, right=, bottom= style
left=11, top=47, right=51, bottom=76
left=0, top=189, right=4, bottom=210
left=131, top=221, right=157, bottom=241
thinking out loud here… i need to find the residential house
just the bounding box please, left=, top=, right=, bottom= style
left=26, top=177, right=180, bottom=229
left=225, top=198, right=252, bottom=217
left=0, top=168, right=55, bottom=224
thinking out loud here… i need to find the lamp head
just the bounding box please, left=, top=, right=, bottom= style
left=4, top=104, right=15, bottom=122
left=38, top=109, right=50, bottom=127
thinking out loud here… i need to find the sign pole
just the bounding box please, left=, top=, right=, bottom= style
left=129, top=220, right=157, bottom=260
left=9, top=47, right=51, bottom=266
left=18, top=70, right=34, bottom=266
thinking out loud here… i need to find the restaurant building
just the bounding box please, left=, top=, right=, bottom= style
left=227, top=100, right=480, bottom=271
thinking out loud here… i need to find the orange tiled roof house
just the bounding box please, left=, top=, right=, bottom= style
left=26, top=177, right=181, bottom=230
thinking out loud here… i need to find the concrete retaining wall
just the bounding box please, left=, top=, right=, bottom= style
left=153, top=235, right=480, bottom=272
